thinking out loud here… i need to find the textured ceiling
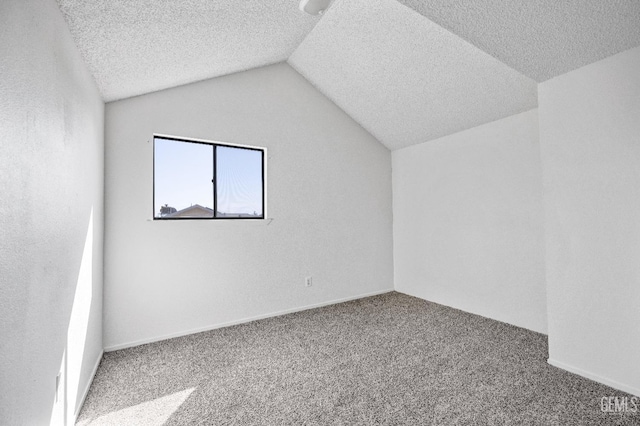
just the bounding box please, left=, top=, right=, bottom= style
left=397, top=0, right=640, bottom=82
left=288, top=0, right=538, bottom=150
left=56, top=0, right=320, bottom=102
left=57, top=0, right=640, bottom=149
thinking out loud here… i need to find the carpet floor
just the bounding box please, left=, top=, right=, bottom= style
left=77, top=292, right=639, bottom=425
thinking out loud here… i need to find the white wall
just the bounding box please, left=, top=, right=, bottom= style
left=0, top=0, right=105, bottom=424
left=103, top=62, right=393, bottom=349
left=393, top=109, right=547, bottom=333
left=539, top=46, right=640, bottom=396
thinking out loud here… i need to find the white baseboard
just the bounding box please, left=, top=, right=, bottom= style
left=74, top=350, right=104, bottom=417
left=104, top=288, right=394, bottom=352
left=548, top=358, right=640, bottom=397
left=394, top=289, right=548, bottom=335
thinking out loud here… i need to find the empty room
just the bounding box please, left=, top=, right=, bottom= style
left=2, top=0, right=639, bottom=424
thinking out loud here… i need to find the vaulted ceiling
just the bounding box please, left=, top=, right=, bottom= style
left=57, top=0, right=640, bottom=150
left=397, top=0, right=640, bottom=82
left=289, top=0, right=537, bottom=150
left=56, top=0, right=322, bottom=102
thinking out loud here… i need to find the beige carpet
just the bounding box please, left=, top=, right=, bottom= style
left=77, top=292, right=638, bottom=425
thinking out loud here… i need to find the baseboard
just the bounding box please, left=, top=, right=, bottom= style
left=104, top=288, right=394, bottom=352
left=74, top=350, right=104, bottom=417
left=394, top=289, right=548, bottom=335
left=548, top=358, right=640, bottom=397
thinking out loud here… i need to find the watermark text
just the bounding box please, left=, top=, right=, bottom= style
left=600, top=396, right=638, bottom=414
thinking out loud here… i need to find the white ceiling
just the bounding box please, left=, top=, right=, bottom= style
left=289, top=0, right=538, bottom=150
left=57, top=0, right=640, bottom=149
left=397, top=0, right=640, bottom=82
left=56, top=0, right=321, bottom=102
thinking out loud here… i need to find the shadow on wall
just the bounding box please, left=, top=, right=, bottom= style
left=48, top=208, right=99, bottom=426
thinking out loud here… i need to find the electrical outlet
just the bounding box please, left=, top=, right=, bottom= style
left=305, top=276, right=313, bottom=287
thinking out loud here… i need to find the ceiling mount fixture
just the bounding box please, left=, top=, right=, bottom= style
left=299, top=0, right=333, bottom=15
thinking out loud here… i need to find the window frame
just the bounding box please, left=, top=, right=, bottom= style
left=152, top=134, right=267, bottom=221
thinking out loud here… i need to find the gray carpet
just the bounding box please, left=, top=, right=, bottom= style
left=77, top=292, right=639, bottom=425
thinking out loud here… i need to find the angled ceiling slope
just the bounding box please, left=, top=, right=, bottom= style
left=57, top=0, right=640, bottom=150
left=56, top=0, right=321, bottom=102
left=397, top=0, right=640, bottom=82
left=289, top=0, right=538, bottom=150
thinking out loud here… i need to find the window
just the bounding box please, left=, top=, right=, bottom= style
left=153, top=135, right=265, bottom=220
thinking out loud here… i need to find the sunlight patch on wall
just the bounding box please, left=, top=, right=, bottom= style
left=51, top=208, right=95, bottom=426
left=67, top=208, right=94, bottom=415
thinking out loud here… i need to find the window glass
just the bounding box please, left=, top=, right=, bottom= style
left=216, top=146, right=263, bottom=218
left=153, top=136, right=264, bottom=220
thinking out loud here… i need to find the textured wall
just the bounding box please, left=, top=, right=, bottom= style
left=393, top=109, right=547, bottom=334
left=0, top=0, right=104, bottom=424
left=539, top=46, right=640, bottom=396
left=103, top=62, right=394, bottom=349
